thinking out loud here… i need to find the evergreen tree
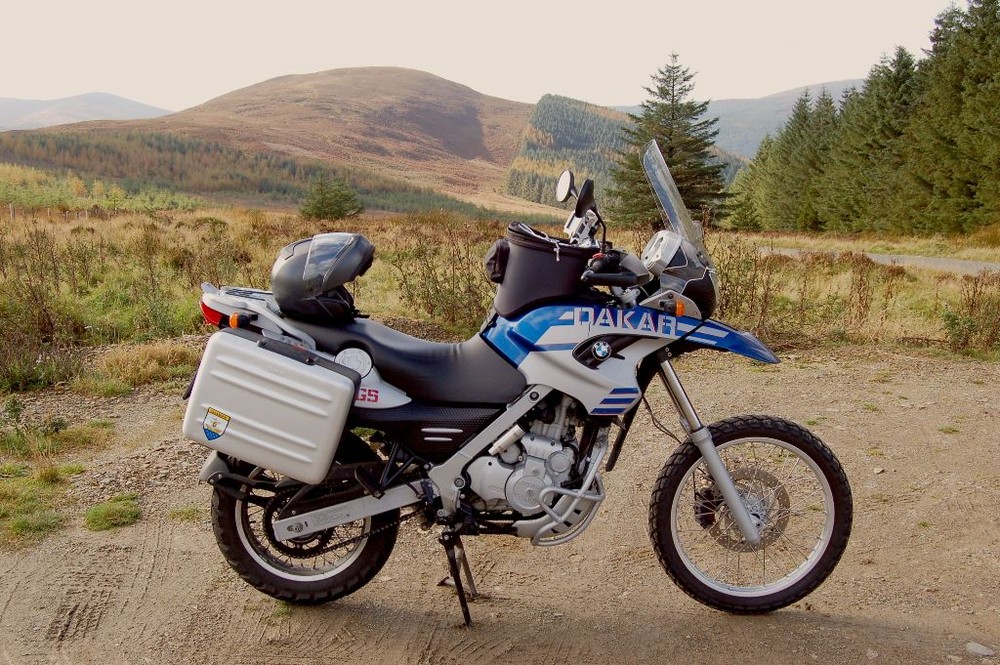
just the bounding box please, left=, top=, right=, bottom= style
left=728, top=135, right=773, bottom=231
left=300, top=172, right=363, bottom=221
left=758, top=91, right=814, bottom=231
left=896, top=0, right=1000, bottom=233
left=608, top=54, right=726, bottom=229
left=818, top=48, right=919, bottom=232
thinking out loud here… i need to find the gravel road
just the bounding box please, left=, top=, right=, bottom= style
left=0, top=347, right=997, bottom=664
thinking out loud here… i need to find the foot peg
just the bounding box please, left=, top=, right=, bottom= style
left=438, top=530, right=479, bottom=626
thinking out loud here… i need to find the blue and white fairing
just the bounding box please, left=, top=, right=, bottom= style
left=482, top=303, right=778, bottom=417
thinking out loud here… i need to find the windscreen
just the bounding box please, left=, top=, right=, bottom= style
left=641, top=141, right=714, bottom=268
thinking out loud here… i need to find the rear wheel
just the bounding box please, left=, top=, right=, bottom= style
left=649, top=415, right=852, bottom=613
left=211, top=440, right=399, bottom=604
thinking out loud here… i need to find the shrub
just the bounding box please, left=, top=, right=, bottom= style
left=942, top=271, right=1000, bottom=353
left=383, top=213, right=501, bottom=335
left=84, top=494, right=141, bottom=531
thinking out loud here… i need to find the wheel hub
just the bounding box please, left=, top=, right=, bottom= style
left=696, top=467, right=791, bottom=551
left=261, top=489, right=338, bottom=558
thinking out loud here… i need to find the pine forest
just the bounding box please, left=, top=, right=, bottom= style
left=728, top=0, right=1000, bottom=236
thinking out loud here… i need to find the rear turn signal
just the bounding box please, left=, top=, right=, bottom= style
left=228, top=312, right=256, bottom=328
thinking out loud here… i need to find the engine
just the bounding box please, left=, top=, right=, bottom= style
left=466, top=431, right=576, bottom=514
left=463, top=395, right=609, bottom=546
left=466, top=396, right=582, bottom=515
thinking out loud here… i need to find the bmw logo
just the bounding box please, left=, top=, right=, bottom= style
left=592, top=341, right=612, bottom=360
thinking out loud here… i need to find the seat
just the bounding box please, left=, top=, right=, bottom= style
left=287, top=318, right=526, bottom=405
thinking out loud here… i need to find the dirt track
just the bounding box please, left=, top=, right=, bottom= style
left=0, top=348, right=998, bottom=664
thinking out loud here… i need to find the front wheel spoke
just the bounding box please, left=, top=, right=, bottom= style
left=667, top=432, right=841, bottom=597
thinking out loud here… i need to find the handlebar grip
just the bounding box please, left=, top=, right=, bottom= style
left=581, top=269, right=644, bottom=288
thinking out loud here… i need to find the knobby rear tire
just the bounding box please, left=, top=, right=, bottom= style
left=211, top=436, right=399, bottom=605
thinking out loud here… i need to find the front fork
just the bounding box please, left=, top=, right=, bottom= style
left=659, top=360, right=762, bottom=545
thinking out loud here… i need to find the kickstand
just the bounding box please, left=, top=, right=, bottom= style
left=438, top=530, right=479, bottom=626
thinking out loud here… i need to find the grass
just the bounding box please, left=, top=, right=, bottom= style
left=0, top=463, right=85, bottom=548
left=938, top=426, right=960, bottom=435
left=0, top=398, right=113, bottom=546
left=168, top=505, right=204, bottom=522
left=0, top=206, right=997, bottom=397
left=73, top=340, right=201, bottom=396
left=84, top=493, right=141, bottom=531
left=736, top=228, right=1000, bottom=263
left=1, top=418, right=115, bottom=457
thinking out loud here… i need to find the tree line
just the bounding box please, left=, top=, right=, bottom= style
left=0, top=163, right=198, bottom=214
left=729, top=0, right=1000, bottom=235
left=0, top=130, right=528, bottom=218
left=505, top=94, right=627, bottom=203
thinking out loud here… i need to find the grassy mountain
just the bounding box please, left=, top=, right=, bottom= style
left=0, top=93, right=170, bottom=130
left=110, top=67, right=531, bottom=198
left=0, top=68, right=545, bottom=215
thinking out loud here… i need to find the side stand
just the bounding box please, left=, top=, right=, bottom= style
left=438, top=530, right=479, bottom=626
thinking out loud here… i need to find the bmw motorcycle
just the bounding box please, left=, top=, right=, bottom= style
left=182, top=140, right=852, bottom=624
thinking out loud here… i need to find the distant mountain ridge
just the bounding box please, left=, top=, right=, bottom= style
left=0, top=93, right=171, bottom=130
left=0, top=69, right=860, bottom=215
left=617, top=79, right=864, bottom=158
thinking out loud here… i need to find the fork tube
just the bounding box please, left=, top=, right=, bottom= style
left=659, top=360, right=761, bottom=545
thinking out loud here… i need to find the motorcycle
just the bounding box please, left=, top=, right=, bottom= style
left=182, top=140, right=852, bottom=625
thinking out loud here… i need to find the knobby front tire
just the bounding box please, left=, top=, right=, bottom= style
left=649, top=415, right=852, bottom=613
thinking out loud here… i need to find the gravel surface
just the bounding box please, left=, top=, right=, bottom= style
left=0, top=345, right=997, bottom=664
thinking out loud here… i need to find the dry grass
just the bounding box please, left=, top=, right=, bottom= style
left=73, top=341, right=202, bottom=396
left=1, top=206, right=997, bottom=398
left=735, top=228, right=1000, bottom=263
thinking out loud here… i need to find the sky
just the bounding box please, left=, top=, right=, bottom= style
left=2, top=0, right=956, bottom=112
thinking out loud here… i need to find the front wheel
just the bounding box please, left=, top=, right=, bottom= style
left=649, top=415, right=852, bottom=613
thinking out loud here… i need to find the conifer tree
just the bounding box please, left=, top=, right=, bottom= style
left=728, top=135, right=773, bottom=231
left=608, top=54, right=726, bottom=229
left=758, top=91, right=814, bottom=231
left=896, top=0, right=1000, bottom=233
left=300, top=172, right=363, bottom=221
left=818, top=48, right=919, bottom=232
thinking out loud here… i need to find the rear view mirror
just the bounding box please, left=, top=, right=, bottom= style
left=556, top=170, right=576, bottom=203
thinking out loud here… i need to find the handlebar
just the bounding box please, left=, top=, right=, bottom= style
left=580, top=269, right=645, bottom=288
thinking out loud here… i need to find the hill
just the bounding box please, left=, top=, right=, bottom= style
left=90, top=67, right=531, bottom=199
left=0, top=68, right=549, bottom=215
left=1, top=69, right=855, bottom=214
left=505, top=94, right=627, bottom=204
left=0, top=92, right=170, bottom=130
left=708, top=79, right=863, bottom=157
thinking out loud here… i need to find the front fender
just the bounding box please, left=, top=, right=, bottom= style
left=676, top=318, right=779, bottom=364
